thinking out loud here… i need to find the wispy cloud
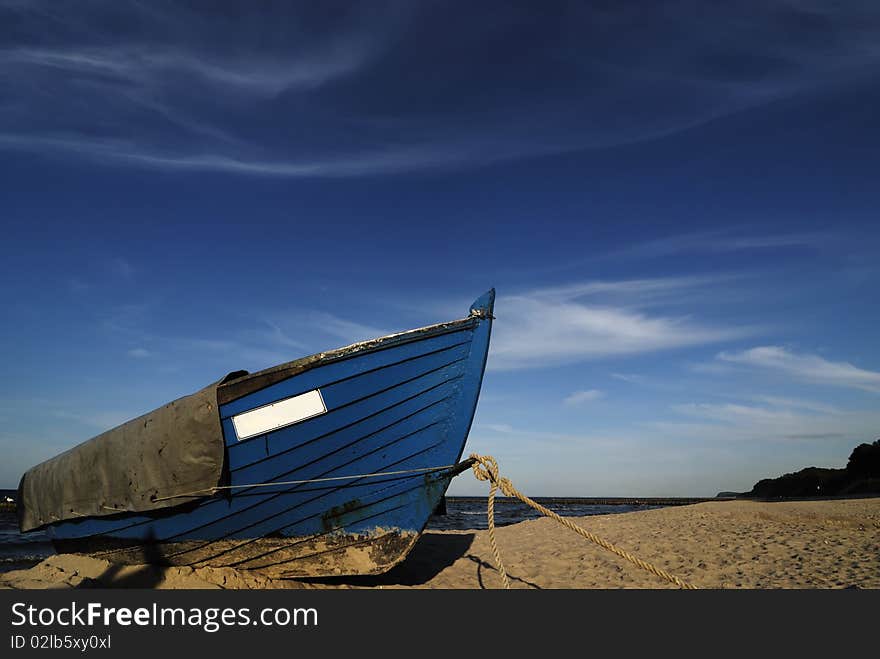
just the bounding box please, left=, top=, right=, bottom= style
left=110, top=257, right=135, bottom=279
left=98, top=295, right=393, bottom=374
left=489, top=278, right=754, bottom=370
left=473, top=421, right=632, bottom=451
left=611, top=373, right=649, bottom=385
left=3, top=42, right=372, bottom=96
left=607, top=229, right=829, bottom=261
left=748, top=395, right=841, bottom=415
left=478, top=423, right=514, bottom=434
left=609, top=371, right=687, bottom=393
left=67, top=278, right=90, bottom=294
left=304, top=312, right=391, bottom=346
left=563, top=389, right=604, bottom=406
left=663, top=397, right=880, bottom=443
left=258, top=321, right=308, bottom=351
left=673, top=402, right=812, bottom=426
left=2, top=2, right=880, bottom=177
left=717, top=346, right=880, bottom=393
left=247, top=311, right=391, bottom=353
left=100, top=301, right=157, bottom=335
left=0, top=1, right=402, bottom=175
left=521, top=276, right=734, bottom=307
left=0, top=133, right=487, bottom=178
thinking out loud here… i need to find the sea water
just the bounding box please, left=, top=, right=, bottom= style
left=426, top=497, right=665, bottom=531
left=0, top=510, right=53, bottom=574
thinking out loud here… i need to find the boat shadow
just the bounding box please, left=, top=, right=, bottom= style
left=293, top=532, right=477, bottom=587
left=77, top=533, right=168, bottom=589
left=292, top=532, right=542, bottom=589
left=81, top=563, right=168, bottom=589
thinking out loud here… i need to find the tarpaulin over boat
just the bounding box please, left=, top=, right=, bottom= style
left=18, top=381, right=225, bottom=532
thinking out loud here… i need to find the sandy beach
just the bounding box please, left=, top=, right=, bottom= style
left=2, top=497, right=878, bottom=589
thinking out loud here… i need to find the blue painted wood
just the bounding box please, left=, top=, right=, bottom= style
left=46, top=290, right=494, bottom=574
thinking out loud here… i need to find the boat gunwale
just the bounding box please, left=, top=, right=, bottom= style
left=217, top=314, right=480, bottom=406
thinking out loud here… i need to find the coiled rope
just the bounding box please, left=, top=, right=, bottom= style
left=469, top=453, right=698, bottom=590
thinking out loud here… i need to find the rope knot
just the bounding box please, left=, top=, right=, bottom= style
left=497, top=476, right=515, bottom=497
left=469, top=453, right=499, bottom=484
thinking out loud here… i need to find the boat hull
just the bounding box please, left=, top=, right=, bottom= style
left=51, top=462, right=473, bottom=577
left=43, top=291, right=494, bottom=577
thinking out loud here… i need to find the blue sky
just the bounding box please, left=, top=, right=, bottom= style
left=1, top=1, right=879, bottom=496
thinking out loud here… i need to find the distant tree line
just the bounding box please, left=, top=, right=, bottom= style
left=746, top=439, right=880, bottom=498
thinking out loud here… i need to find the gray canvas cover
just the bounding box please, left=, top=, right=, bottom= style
left=18, top=381, right=225, bottom=532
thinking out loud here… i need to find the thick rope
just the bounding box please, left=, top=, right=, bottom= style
left=469, top=453, right=698, bottom=590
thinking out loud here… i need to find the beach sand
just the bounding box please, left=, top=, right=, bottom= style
left=2, top=498, right=878, bottom=589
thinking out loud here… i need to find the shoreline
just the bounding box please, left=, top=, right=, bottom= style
left=2, top=497, right=878, bottom=589
left=8, top=493, right=880, bottom=515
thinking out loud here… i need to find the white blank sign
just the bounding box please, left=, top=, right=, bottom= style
left=232, top=389, right=327, bottom=440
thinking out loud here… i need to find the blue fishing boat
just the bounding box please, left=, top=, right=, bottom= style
left=18, top=290, right=494, bottom=577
